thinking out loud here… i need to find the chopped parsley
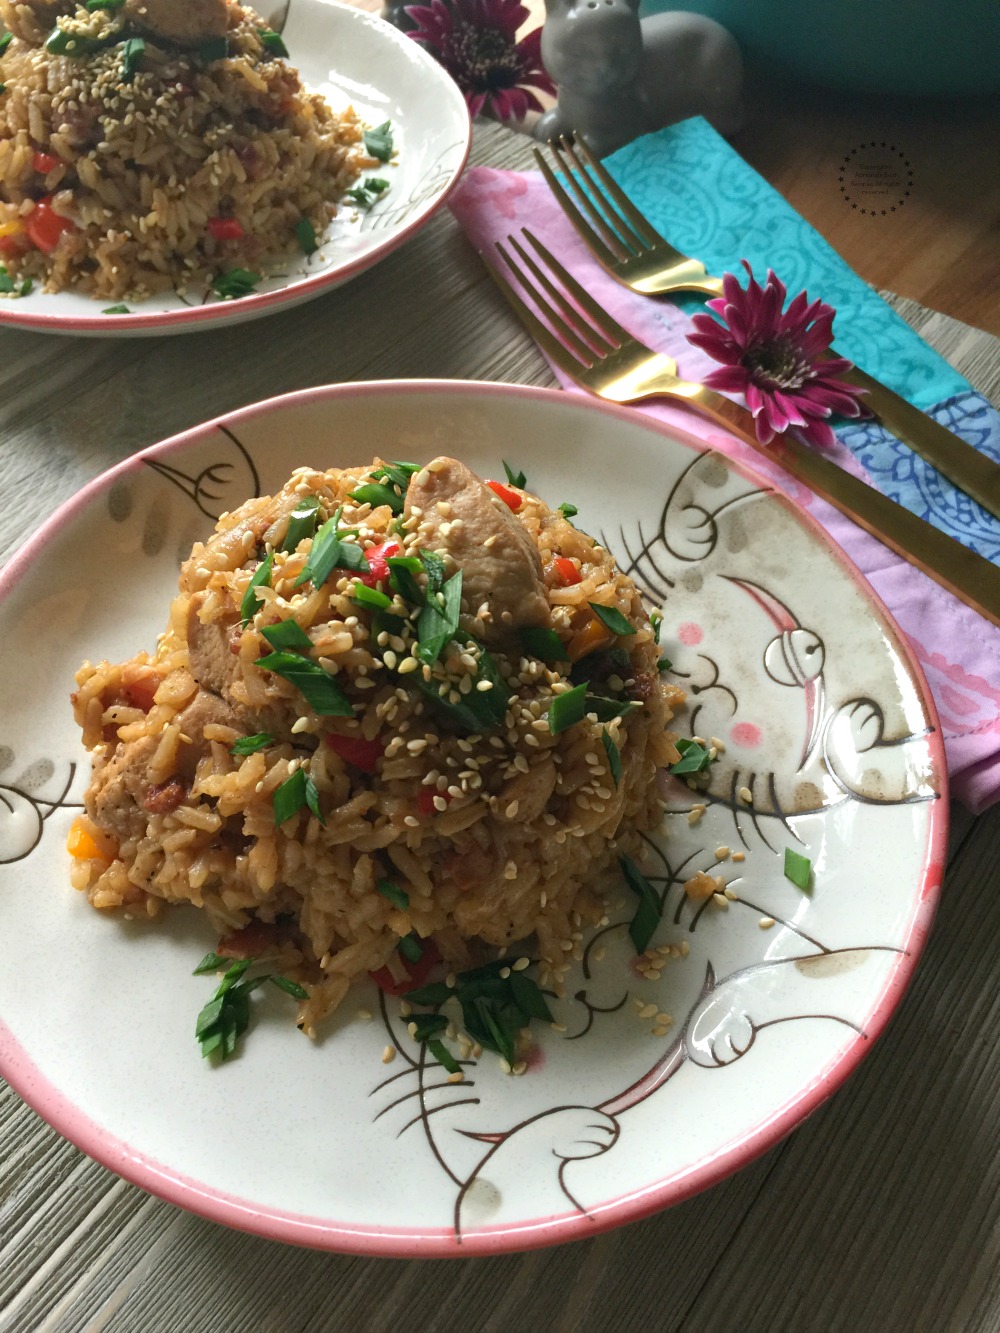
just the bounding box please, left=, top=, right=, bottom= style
left=120, top=36, right=145, bottom=82
left=363, top=120, right=394, bottom=162
left=255, top=649, right=353, bottom=716
left=273, top=766, right=324, bottom=825
left=669, top=738, right=714, bottom=776
left=620, top=854, right=662, bottom=953
left=377, top=879, right=410, bottom=910
left=502, top=460, right=526, bottom=488
left=657, top=657, right=673, bottom=673
left=295, top=216, right=318, bottom=254
left=344, top=177, right=390, bottom=210
left=601, top=728, right=622, bottom=787
left=258, top=27, right=289, bottom=58
left=231, top=733, right=274, bottom=756
left=240, top=551, right=273, bottom=626
left=194, top=954, right=308, bottom=1061
left=212, top=268, right=261, bottom=300
left=784, top=848, right=813, bottom=892
left=588, top=602, right=635, bottom=637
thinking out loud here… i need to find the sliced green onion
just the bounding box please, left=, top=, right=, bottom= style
left=398, top=933, right=423, bottom=963
left=295, top=216, right=317, bottom=254
left=588, top=602, right=635, bottom=637
left=650, top=609, right=663, bottom=644
left=350, top=481, right=402, bottom=514
left=258, top=27, right=289, bottom=57
left=421, top=548, right=446, bottom=596
left=521, top=626, right=565, bottom=662
left=386, top=554, right=424, bottom=604
left=231, top=732, right=274, bottom=756
left=363, top=120, right=394, bottom=161
left=256, top=650, right=353, bottom=717
left=502, top=460, right=526, bottom=488
left=402, top=980, right=453, bottom=1005
left=410, top=1013, right=447, bottom=1042
left=585, top=695, right=639, bottom=723
left=377, top=878, right=410, bottom=910
left=670, top=738, right=714, bottom=776
left=784, top=848, right=813, bottom=892
left=261, top=619, right=312, bottom=652
left=557, top=502, right=578, bottom=521
left=416, top=569, right=462, bottom=665
left=508, top=971, right=553, bottom=1022
left=197, top=34, right=227, bottom=59
left=426, top=1037, right=461, bottom=1075
left=283, top=496, right=322, bottom=551
left=548, top=682, right=588, bottom=734
left=269, top=975, right=308, bottom=999
left=601, top=728, right=622, bottom=787
left=352, top=582, right=392, bottom=610
left=657, top=657, right=673, bottom=673
left=273, top=767, right=324, bottom=825
left=120, top=36, right=144, bottom=82
left=620, top=854, right=661, bottom=954
left=212, top=268, right=260, bottom=299
left=240, top=551, right=273, bottom=626
left=294, top=511, right=370, bottom=588
left=0, top=32, right=12, bottom=53
left=193, top=951, right=228, bottom=975
left=102, top=303, right=130, bottom=314
left=344, top=178, right=390, bottom=210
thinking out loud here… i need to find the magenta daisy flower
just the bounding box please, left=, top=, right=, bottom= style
left=404, top=0, right=555, bottom=122
left=687, top=261, right=868, bottom=449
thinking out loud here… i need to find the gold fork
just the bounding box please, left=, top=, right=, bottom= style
left=534, top=134, right=1000, bottom=523
left=483, top=227, right=1000, bottom=628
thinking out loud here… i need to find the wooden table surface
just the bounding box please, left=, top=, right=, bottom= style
left=2, top=107, right=1000, bottom=1333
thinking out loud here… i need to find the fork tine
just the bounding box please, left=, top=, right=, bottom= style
left=554, top=136, right=650, bottom=257
left=506, top=233, right=616, bottom=358
left=570, top=134, right=667, bottom=251
left=520, top=228, right=633, bottom=348
left=532, top=146, right=627, bottom=268
left=486, top=242, right=595, bottom=378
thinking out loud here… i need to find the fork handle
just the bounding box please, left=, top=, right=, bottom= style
left=659, top=380, right=1000, bottom=627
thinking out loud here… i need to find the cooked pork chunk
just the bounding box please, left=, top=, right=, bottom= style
left=404, top=457, right=550, bottom=644
left=123, top=0, right=228, bottom=44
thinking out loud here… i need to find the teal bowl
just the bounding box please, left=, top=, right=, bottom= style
left=637, top=0, right=1000, bottom=95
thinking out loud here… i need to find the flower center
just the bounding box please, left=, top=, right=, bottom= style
left=443, top=22, right=522, bottom=91
left=742, top=336, right=812, bottom=390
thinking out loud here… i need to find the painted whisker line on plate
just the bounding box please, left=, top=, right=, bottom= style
left=485, top=229, right=1000, bottom=630
left=535, top=132, right=1000, bottom=524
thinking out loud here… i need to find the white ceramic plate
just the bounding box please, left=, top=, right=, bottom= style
left=0, top=382, right=946, bottom=1255
left=0, top=2, right=470, bottom=337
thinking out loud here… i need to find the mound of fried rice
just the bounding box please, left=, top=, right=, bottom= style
left=0, top=0, right=367, bottom=299
left=71, top=457, right=683, bottom=1033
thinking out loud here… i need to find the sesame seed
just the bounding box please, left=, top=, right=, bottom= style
left=447, top=1070, right=464, bottom=1083
left=512, top=957, right=530, bottom=972
left=712, top=892, right=729, bottom=909
left=638, top=1003, right=658, bottom=1019
left=715, top=845, right=730, bottom=860
left=759, top=916, right=776, bottom=930
left=403, top=815, right=420, bottom=827
left=739, top=786, right=753, bottom=803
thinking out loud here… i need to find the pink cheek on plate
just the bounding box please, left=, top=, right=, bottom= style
left=731, top=721, right=763, bottom=748
left=525, top=1044, right=547, bottom=1073
left=677, top=622, right=703, bottom=646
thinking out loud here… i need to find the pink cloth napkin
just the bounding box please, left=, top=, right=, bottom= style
left=449, top=166, right=1000, bottom=812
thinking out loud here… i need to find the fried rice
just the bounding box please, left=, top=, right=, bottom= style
left=0, top=0, right=368, bottom=299
left=70, top=456, right=683, bottom=1034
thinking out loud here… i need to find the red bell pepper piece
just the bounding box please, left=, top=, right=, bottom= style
left=325, top=731, right=383, bottom=774
left=25, top=196, right=76, bottom=254
left=32, top=151, right=60, bottom=174
left=208, top=217, right=246, bottom=241
left=356, top=538, right=401, bottom=589
left=487, top=479, right=521, bottom=511
left=551, top=555, right=582, bottom=586
left=370, top=938, right=441, bottom=996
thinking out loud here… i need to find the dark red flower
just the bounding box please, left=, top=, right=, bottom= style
left=687, top=261, right=868, bottom=449
left=404, top=0, right=555, bottom=122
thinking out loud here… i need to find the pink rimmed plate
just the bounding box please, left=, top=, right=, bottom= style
left=0, top=381, right=946, bottom=1255
left=0, top=2, right=470, bottom=337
